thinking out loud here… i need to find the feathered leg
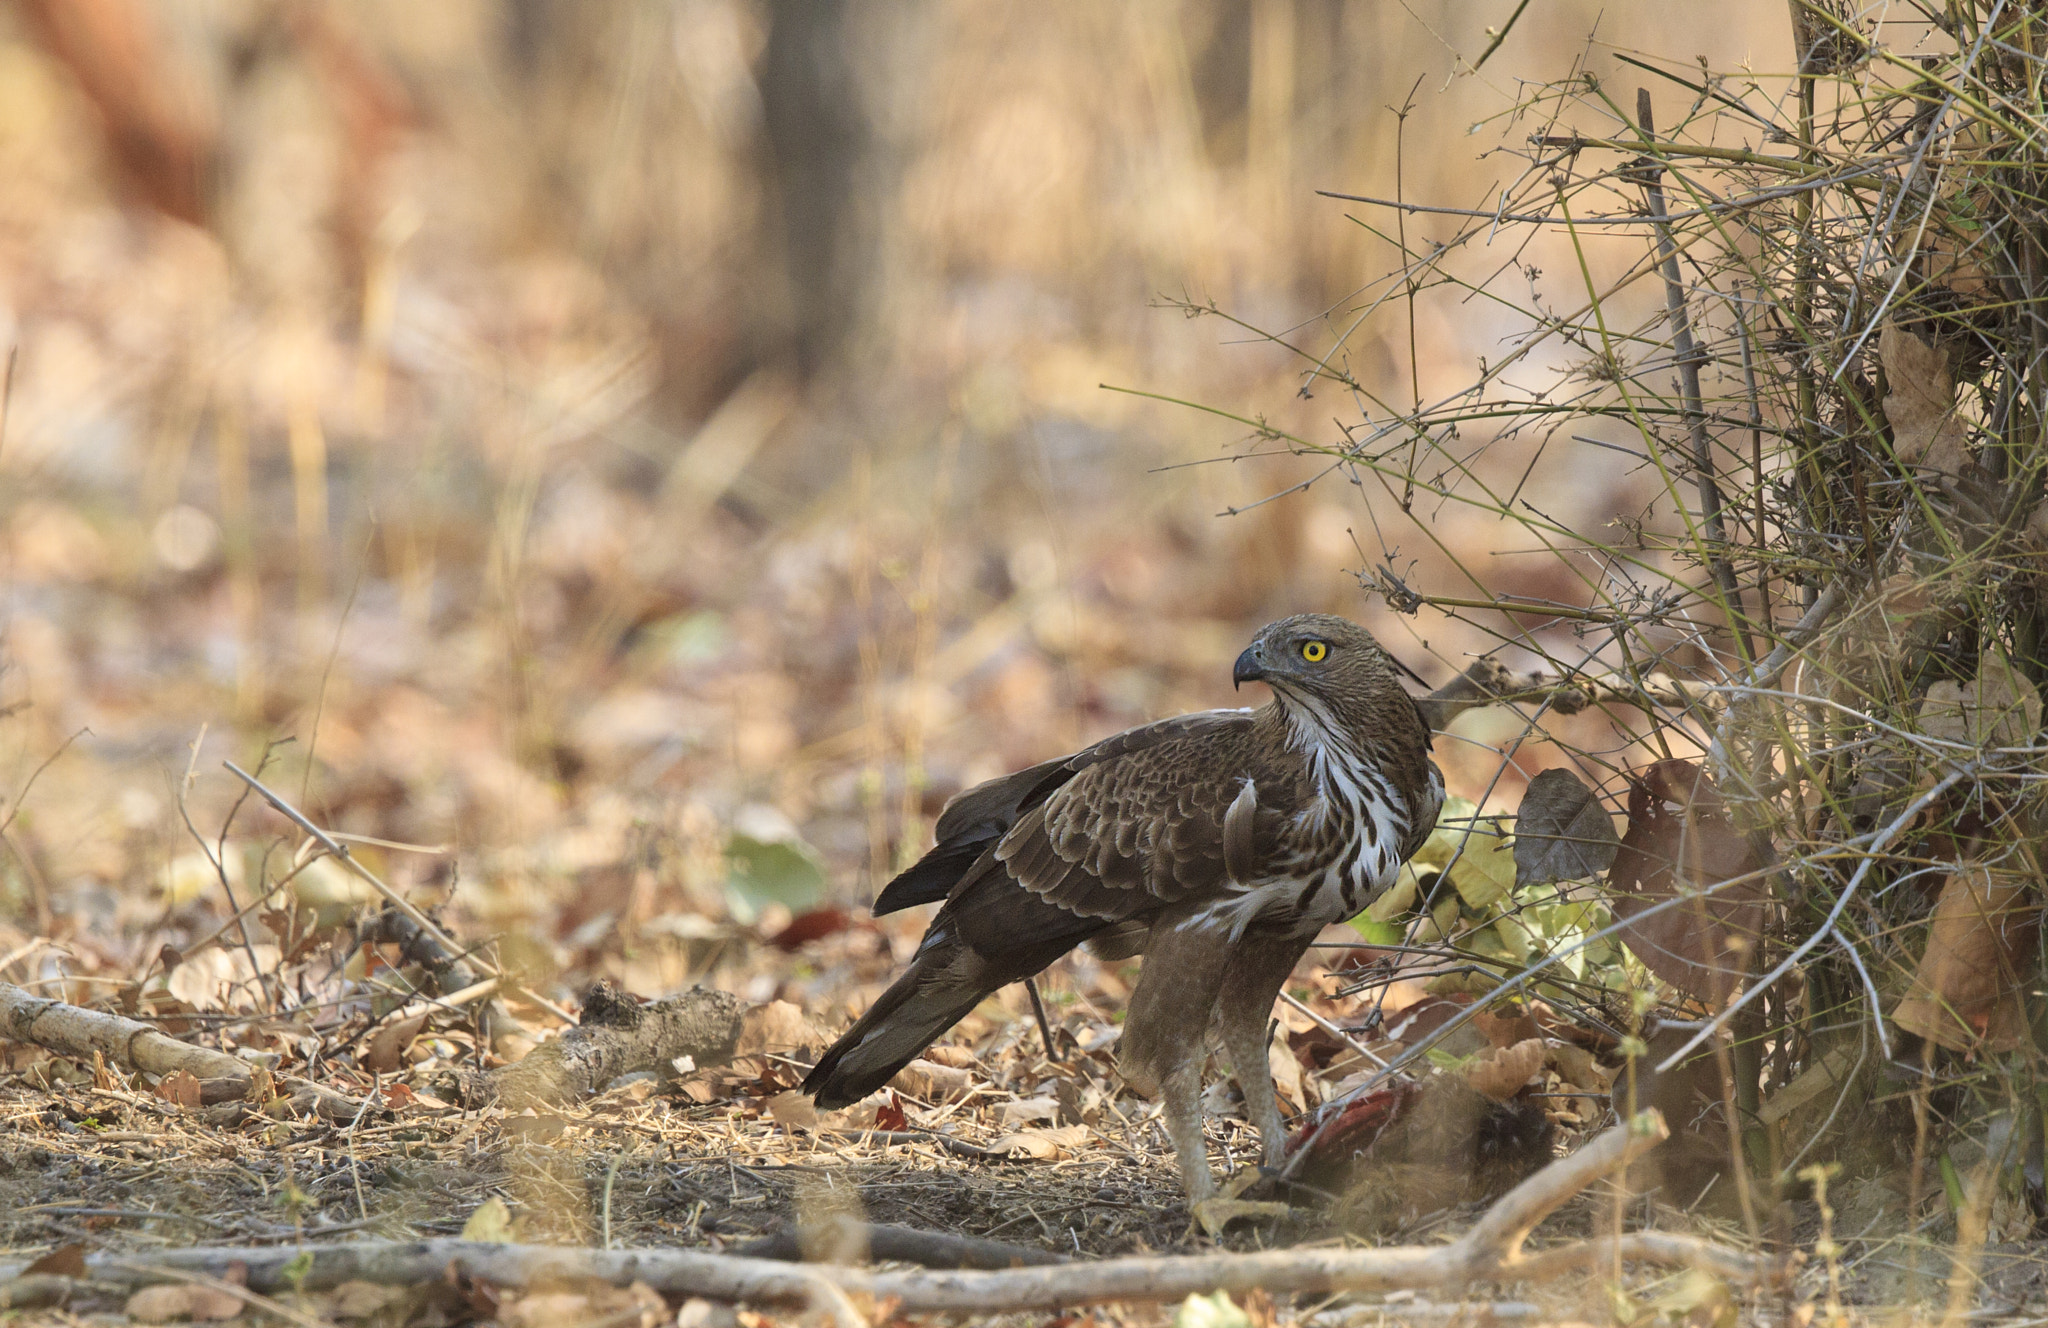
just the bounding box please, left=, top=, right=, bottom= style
left=1213, top=933, right=1312, bottom=1167
left=1119, top=910, right=1230, bottom=1201
left=1160, top=1059, right=1215, bottom=1202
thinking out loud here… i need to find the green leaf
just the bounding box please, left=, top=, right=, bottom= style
left=1443, top=825, right=1516, bottom=909
left=460, top=1197, right=516, bottom=1243
left=1350, top=916, right=1405, bottom=946
left=725, top=832, right=827, bottom=923
left=1364, top=867, right=1420, bottom=922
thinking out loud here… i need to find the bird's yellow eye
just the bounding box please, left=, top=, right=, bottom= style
left=1300, top=640, right=1328, bottom=663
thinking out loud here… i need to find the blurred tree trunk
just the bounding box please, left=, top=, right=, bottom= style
left=757, top=0, right=874, bottom=378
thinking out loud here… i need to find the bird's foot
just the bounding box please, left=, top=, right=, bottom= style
left=1188, top=1165, right=1292, bottom=1237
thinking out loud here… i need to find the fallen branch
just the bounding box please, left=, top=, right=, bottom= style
left=4, top=1113, right=1769, bottom=1312
left=483, top=983, right=745, bottom=1111
left=1, top=980, right=746, bottom=1116
left=735, top=1215, right=1067, bottom=1269
left=0, top=982, right=249, bottom=1103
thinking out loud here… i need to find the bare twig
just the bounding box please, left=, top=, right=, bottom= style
left=222, top=759, right=573, bottom=1024
left=1635, top=87, right=1751, bottom=663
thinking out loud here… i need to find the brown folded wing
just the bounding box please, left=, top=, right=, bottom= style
left=991, top=714, right=1300, bottom=921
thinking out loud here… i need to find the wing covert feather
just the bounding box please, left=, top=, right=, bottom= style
left=992, top=713, right=1289, bottom=918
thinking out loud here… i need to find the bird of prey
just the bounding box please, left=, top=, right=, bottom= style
left=804, top=613, right=1444, bottom=1206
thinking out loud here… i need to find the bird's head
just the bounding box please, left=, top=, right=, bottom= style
left=1232, top=613, right=1423, bottom=747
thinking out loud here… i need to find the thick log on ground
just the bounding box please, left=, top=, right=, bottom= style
left=484, top=983, right=745, bottom=1110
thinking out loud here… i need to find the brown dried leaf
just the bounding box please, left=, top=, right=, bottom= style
left=1548, top=1042, right=1613, bottom=1094
left=1513, top=767, right=1619, bottom=886
left=328, top=1280, right=411, bottom=1320
left=921, top=1043, right=978, bottom=1068
left=736, top=1000, right=825, bottom=1056
left=1471, top=1001, right=1542, bottom=1049
left=1893, top=862, right=2038, bottom=1053
left=1880, top=323, right=1971, bottom=478
left=1607, top=760, right=1765, bottom=1008
left=1268, top=1037, right=1308, bottom=1113
left=363, top=1012, right=429, bottom=1075
left=1465, top=1037, right=1546, bottom=1101
left=22, top=1244, right=85, bottom=1278
left=986, top=1124, right=1090, bottom=1159
left=125, top=1283, right=244, bottom=1323
left=501, top=1284, right=667, bottom=1328
left=999, top=1096, right=1058, bottom=1125
left=1918, top=651, right=2043, bottom=749
left=766, top=1089, right=819, bottom=1130
left=156, top=1069, right=203, bottom=1110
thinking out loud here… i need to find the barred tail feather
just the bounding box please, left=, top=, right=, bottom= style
left=802, top=942, right=994, bottom=1109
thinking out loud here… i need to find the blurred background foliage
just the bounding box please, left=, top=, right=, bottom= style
left=0, top=0, right=1786, bottom=996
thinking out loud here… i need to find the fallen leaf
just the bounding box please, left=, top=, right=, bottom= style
left=23, top=1244, right=85, bottom=1278
left=1548, top=1042, right=1614, bottom=1094
left=874, top=1091, right=908, bottom=1131
left=500, top=1282, right=667, bottom=1328
left=1918, top=651, right=2043, bottom=749
left=1881, top=322, right=1971, bottom=478
left=1465, top=1037, right=1546, bottom=1101
left=328, top=1280, right=411, bottom=1320
left=125, top=1283, right=244, bottom=1323
left=767, top=1089, right=819, bottom=1129
left=289, top=854, right=380, bottom=926
left=1513, top=768, right=1619, bottom=885
left=1893, top=862, right=2038, bottom=1053
left=459, top=1197, right=515, bottom=1243
left=1174, top=1290, right=1252, bottom=1328
left=363, top=1012, right=429, bottom=1075
left=999, top=1096, right=1058, bottom=1125
left=157, top=1069, right=203, bottom=1110
left=986, top=1124, right=1090, bottom=1158
left=1471, top=1001, right=1542, bottom=1049
left=921, top=1043, right=978, bottom=1068
left=383, top=1081, right=417, bottom=1109
left=1375, top=796, right=1515, bottom=918
left=1607, top=760, right=1765, bottom=1008
left=736, top=1000, right=825, bottom=1056
left=1268, top=1036, right=1308, bottom=1114
left=726, top=825, right=827, bottom=924
left=767, top=905, right=853, bottom=950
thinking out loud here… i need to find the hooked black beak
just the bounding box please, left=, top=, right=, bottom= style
left=1232, top=645, right=1266, bottom=690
